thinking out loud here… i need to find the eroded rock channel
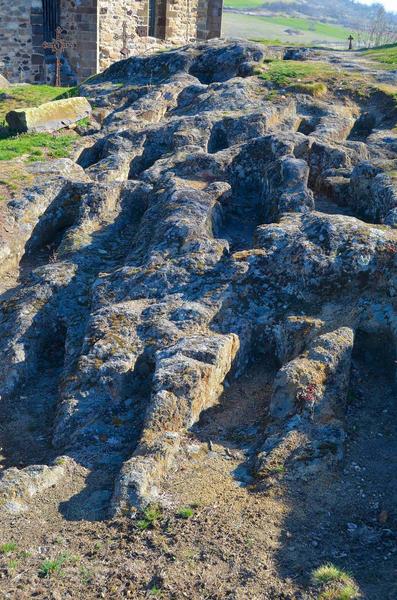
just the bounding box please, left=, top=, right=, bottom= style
left=0, top=39, right=397, bottom=598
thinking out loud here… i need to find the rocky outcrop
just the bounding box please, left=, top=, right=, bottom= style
left=350, top=160, right=397, bottom=223
left=1, top=40, right=397, bottom=516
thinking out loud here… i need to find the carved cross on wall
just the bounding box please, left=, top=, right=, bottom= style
left=42, top=26, right=74, bottom=87
left=115, top=21, right=135, bottom=58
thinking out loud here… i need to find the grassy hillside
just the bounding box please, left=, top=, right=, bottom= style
left=225, top=0, right=270, bottom=7
left=226, top=0, right=296, bottom=6
left=222, top=13, right=352, bottom=46
left=224, top=0, right=397, bottom=28
left=223, top=0, right=397, bottom=47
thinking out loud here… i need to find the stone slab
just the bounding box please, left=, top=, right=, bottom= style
left=6, top=96, right=92, bottom=133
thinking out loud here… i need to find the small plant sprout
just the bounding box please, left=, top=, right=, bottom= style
left=136, top=504, right=162, bottom=531
left=313, top=564, right=352, bottom=586
left=271, top=464, right=286, bottom=474
left=177, top=507, right=194, bottom=519
left=312, top=564, right=361, bottom=600
left=0, top=542, right=17, bottom=554
left=7, top=559, right=18, bottom=572
left=80, top=565, right=93, bottom=585
left=38, top=554, right=68, bottom=578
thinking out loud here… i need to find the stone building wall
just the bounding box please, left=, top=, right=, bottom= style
left=206, top=0, right=224, bottom=39
left=0, top=0, right=97, bottom=83
left=60, top=0, right=98, bottom=81
left=0, top=0, right=35, bottom=82
left=163, top=0, right=223, bottom=42
left=165, top=0, right=200, bottom=42
left=97, top=0, right=148, bottom=72
left=97, top=0, right=223, bottom=72
left=0, top=0, right=223, bottom=84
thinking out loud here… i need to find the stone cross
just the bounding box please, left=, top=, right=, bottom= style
left=42, top=26, right=74, bottom=87
left=115, top=21, right=135, bottom=58
left=348, top=35, right=354, bottom=51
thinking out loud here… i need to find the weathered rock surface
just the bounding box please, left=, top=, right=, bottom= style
left=6, top=96, right=92, bottom=133
left=1, top=39, right=397, bottom=518
left=0, top=73, right=10, bottom=88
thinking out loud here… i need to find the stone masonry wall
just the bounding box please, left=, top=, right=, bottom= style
left=165, top=0, right=223, bottom=42
left=0, top=0, right=223, bottom=84
left=0, top=0, right=36, bottom=83
left=165, top=0, right=200, bottom=42
left=98, top=0, right=224, bottom=72
left=60, top=0, right=98, bottom=82
left=98, top=0, right=148, bottom=72
left=0, top=0, right=98, bottom=84
left=206, top=0, right=223, bottom=39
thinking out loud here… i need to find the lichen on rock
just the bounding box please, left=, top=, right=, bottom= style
left=1, top=39, right=397, bottom=520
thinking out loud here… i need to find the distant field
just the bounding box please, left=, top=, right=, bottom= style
left=222, top=12, right=352, bottom=46
left=225, top=0, right=296, bottom=6
left=224, top=0, right=270, bottom=7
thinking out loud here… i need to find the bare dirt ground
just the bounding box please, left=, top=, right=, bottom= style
left=0, top=344, right=396, bottom=599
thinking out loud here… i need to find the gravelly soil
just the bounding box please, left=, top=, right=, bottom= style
left=0, top=344, right=396, bottom=599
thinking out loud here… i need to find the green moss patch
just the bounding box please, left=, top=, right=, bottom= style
left=289, top=81, right=328, bottom=97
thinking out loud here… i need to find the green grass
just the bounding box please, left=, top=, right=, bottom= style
left=258, top=16, right=349, bottom=40
left=76, top=116, right=91, bottom=128
left=0, top=542, right=17, bottom=554
left=363, top=44, right=397, bottom=68
left=0, top=84, right=78, bottom=169
left=258, top=60, right=335, bottom=86
left=312, top=564, right=361, bottom=600
left=7, top=559, right=18, bottom=571
left=290, top=81, right=328, bottom=97
left=38, top=554, right=68, bottom=578
left=177, top=507, right=195, bottom=519
left=137, top=505, right=163, bottom=531
left=0, top=132, right=76, bottom=162
left=313, top=564, right=353, bottom=586
left=225, top=0, right=295, bottom=6
left=270, top=464, right=286, bottom=474
left=225, top=0, right=270, bottom=7
left=251, top=38, right=304, bottom=47
left=319, top=584, right=360, bottom=600
left=222, top=12, right=351, bottom=46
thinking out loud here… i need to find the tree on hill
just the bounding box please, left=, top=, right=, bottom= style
left=356, top=6, right=397, bottom=47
